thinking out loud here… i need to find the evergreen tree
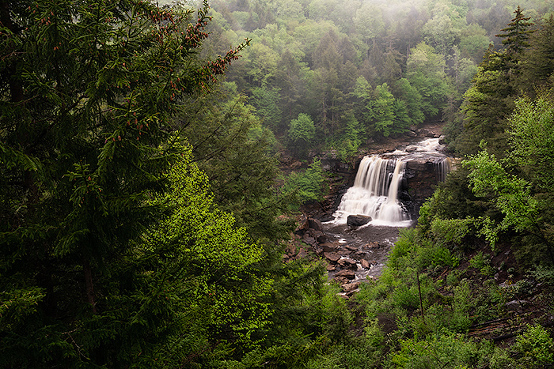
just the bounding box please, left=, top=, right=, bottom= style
left=0, top=0, right=247, bottom=366
left=495, top=6, right=534, bottom=59
left=179, top=89, right=292, bottom=242
left=524, top=15, right=554, bottom=91
left=455, top=7, right=535, bottom=157
left=455, top=47, right=516, bottom=156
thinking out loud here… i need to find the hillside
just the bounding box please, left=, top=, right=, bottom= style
left=2, top=0, right=554, bottom=368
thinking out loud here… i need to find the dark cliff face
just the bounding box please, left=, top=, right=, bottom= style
left=404, top=158, right=442, bottom=202
left=401, top=157, right=448, bottom=218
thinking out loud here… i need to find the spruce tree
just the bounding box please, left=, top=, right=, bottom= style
left=495, top=6, right=534, bottom=58
left=455, top=7, right=534, bottom=157
left=524, top=15, right=554, bottom=90
left=0, top=0, right=247, bottom=366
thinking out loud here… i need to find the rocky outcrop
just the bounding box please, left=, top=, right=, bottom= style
left=403, top=158, right=441, bottom=203
left=347, top=215, right=372, bottom=227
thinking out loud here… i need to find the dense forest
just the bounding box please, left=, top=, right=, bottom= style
left=1, top=0, right=554, bottom=368
left=201, top=0, right=552, bottom=159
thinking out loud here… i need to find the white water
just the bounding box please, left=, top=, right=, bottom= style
left=331, top=138, right=451, bottom=227
left=332, top=156, right=411, bottom=227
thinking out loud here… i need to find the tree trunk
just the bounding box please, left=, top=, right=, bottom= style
left=83, top=258, right=97, bottom=314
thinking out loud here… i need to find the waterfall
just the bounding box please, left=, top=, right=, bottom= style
left=332, top=156, right=411, bottom=226
left=436, top=157, right=452, bottom=182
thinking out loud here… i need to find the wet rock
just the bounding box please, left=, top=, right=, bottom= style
left=286, top=243, right=296, bottom=256
left=334, top=276, right=351, bottom=284
left=345, top=244, right=359, bottom=252
left=320, top=214, right=335, bottom=222
left=324, top=252, right=341, bottom=263
left=337, top=258, right=357, bottom=269
left=320, top=242, right=338, bottom=252
left=297, top=248, right=308, bottom=259
left=294, top=214, right=309, bottom=236
left=342, top=281, right=361, bottom=293
left=506, top=300, right=529, bottom=311
left=354, top=251, right=368, bottom=259
left=313, top=231, right=327, bottom=244
left=363, top=242, right=380, bottom=250
left=417, top=128, right=440, bottom=138
left=326, top=263, right=336, bottom=271
left=347, top=214, right=372, bottom=227
left=302, top=235, right=317, bottom=247
left=308, top=218, right=323, bottom=231
left=361, top=259, right=371, bottom=269
left=334, top=269, right=356, bottom=279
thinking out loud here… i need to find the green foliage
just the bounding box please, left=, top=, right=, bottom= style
left=370, top=83, right=396, bottom=137
left=464, top=149, right=538, bottom=248
left=288, top=113, right=316, bottom=158
left=131, top=146, right=274, bottom=363
left=390, top=228, right=458, bottom=272
left=0, top=0, right=257, bottom=366
left=406, top=42, right=450, bottom=120
left=417, top=167, right=488, bottom=237
left=288, top=113, right=316, bottom=143
left=179, top=91, right=292, bottom=242
left=454, top=50, right=516, bottom=156
left=513, top=324, right=554, bottom=368
left=325, top=112, right=363, bottom=161
left=495, top=6, right=534, bottom=58
left=283, top=159, right=325, bottom=206
left=341, top=113, right=363, bottom=158
left=508, top=92, right=554, bottom=192
left=430, top=218, right=474, bottom=244
left=388, top=331, right=493, bottom=369
left=523, top=15, right=554, bottom=88
left=306, top=338, right=383, bottom=369
left=394, top=78, right=425, bottom=126
left=251, top=85, right=283, bottom=130
left=469, top=252, right=495, bottom=277
left=459, top=23, right=491, bottom=63
left=468, top=251, right=488, bottom=269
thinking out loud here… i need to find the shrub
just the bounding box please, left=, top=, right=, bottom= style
left=513, top=324, right=554, bottom=368
left=388, top=331, right=490, bottom=369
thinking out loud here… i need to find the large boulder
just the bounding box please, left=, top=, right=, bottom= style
left=308, top=218, right=323, bottom=231
left=347, top=214, right=372, bottom=227
left=334, top=269, right=356, bottom=280
left=324, top=252, right=341, bottom=262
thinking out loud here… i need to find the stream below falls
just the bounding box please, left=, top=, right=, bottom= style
left=321, top=137, right=451, bottom=287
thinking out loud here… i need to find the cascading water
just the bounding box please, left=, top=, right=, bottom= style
left=331, top=138, right=453, bottom=228
left=332, top=156, right=411, bottom=227
left=322, top=136, right=453, bottom=285
left=436, top=157, right=452, bottom=182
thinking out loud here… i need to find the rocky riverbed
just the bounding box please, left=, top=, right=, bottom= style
left=284, top=123, right=449, bottom=297
left=287, top=215, right=411, bottom=297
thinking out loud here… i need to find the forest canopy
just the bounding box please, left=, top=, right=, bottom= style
left=197, top=0, right=552, bottom=158
left=2, top=0, right=554, bottom=368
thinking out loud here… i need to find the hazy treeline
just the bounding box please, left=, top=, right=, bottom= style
left=203, top=0, right=552, bottom=158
